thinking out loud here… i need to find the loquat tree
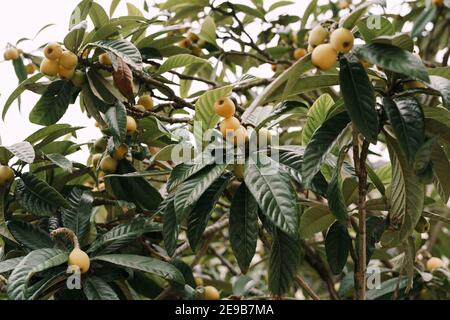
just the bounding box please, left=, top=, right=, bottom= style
left=0, top=0, right=449, bottom=301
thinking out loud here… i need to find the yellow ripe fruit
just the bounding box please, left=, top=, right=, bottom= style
left=126, top=116, right=137, bottom=135
left=338, top=0, right=349, bottom=9
left=40, top=58, right=59, bottom=76
left=59, top=51, right=78, bottom=69
left=194, top=277, right=204, bottom=287
left=293, top=48, right=307, bottom=60
left=432, top=0, right=443, bottom=6
left=68, top=248, right=90, bottom=274
left=426, top=257, right=444, bottom=271
left=26, top=63, right=36, bottom=74
left=204, top=286, right=220, bottom=300
left=187, top=32, right=200, bottom=42
left=234, top=126, right=248, bottom=146
left=0, top=166, right=15, bottom=186
left=312, top=44, right=337, bottom=71
left=137, top=95, right=154, bottom=111
left=191, top=46, right=202, bottom=57
left=271, top=64, right=278, bottom=72
left=100, top=155, right=118, bottom=173
left=71, top=70, right=86, bottom=87
left=113, top=144, right=128, bottom=160
left=99, top=53, right=112, bottom=65
left=220, top=116, right=241, bottom=139
left=234, top=164, right=245, bottom=180
left=330, top=28, right=354, bottom=53
left=135, top=104, right=146, bottom=112
left=44, top=42, right=63, bottom=60
left=4, top=47, right=20, bottom=60
left=91, top=154, right=102, bottom=168
left=258, top=128, right=272, bottom=145
left=414, top=216, right=430, bottom=234
left=214, top=97, right=236, bottom=118
left=308, top=25, right=329, bottom=47
left=58, top=65, right=75, bottom=80
left=178, top=38, right=192, bottom=48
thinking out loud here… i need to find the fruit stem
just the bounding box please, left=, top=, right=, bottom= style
left=50, top=227, right=80, bottom=249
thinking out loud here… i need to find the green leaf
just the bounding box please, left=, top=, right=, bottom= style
left=64, top=21, right=87, bottom=53
left=301, top=0, right=317, bottom=29
left=412, top=6, right=438, bottom=38
left=7, top=248, right=68, bottom=300
left=13, top=57, right=28, bottom=83
left=428, top=75, right=450, bottom=109
left=327, top=146, right=349, bottom=225
left=383, top=97, right=425, bottom=163
left=431, top=143, right=450, bottom=203
left=244, top=153, right=299, bottom=237
left=110, top=0, right=121, bottom=16
left=4, top=142, right=35, bottom=164
left=354, top=43, right=429, bottom=82
left=299, top=206, right=335, bottom=239
left=302, top=112, right=350, bottom=187
left=372, top=33, right=414, bottom=51
left=188, top=173, right=231, bottom=251
left=15, top=180, right=58, bottom=216
left=86, top=39, right=143, bottom=68
left=302, top=94, right=335, bottom=145
left=104, top=101, right=127, bottom=140
left=126, top=2, right=144, bottom=16
left=46, top=153, right=73, bottom=172
left=2, top=73, right=44, bottom=120
left=69, top=0, right=93, bottom=28
left=229, top=183, right=259, bottom=273
left=193, top=86, right=232, bottom=145
left=325, top=221, right=351, bottom=275
left=0, top=257, right=24, bottom=274
left=339, top=1, right=371, bottom=29
left=268, top=229, right=300, bottom=295
left=175, top=164, right=227, bottom=221
left=89, top=2, right=109, bottom=28
left=7, top=220, right=54, bottom=250
left=29, top=80, right=78, bottom=126
left=362, top=216, right=386, bottom=262
left=268, top=1, right=293, bottom=11
left=366, top=276, right=408, bottom=300
left=83, top=276, right=119, bottom=300
left=381, top=133, right=424, bottom=247
left=157, top=54, right=209, bottom=74
left=162, top=196, right=177, bottom=256
left=199, top=16, right=217, bottom=45
left=61, top=188, right=93, bottom=242
left=356, top=16, right=394, bottom=43
left=20, top=173, right=69, bottom=209
left=92, top=254, right=185, bottom=284
left=339, top=55, right=378, bottom=142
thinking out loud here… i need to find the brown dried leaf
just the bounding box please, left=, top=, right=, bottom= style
left=112, top=56, right=134, bottom=101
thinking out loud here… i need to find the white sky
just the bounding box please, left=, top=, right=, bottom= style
left=0, top=0, right=418, bottom=164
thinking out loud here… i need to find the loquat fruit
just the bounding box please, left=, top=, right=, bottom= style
left=68, top=248, right=90, bottom=273
left=203, top=286, right=220, bottom=300
left=71, top=70, right=86, bottom=87
left=414, top=216, right=430, bottom=234
left=58, top=65, right=75, bottom=80
left=113, top=144, right=129, bottom=160
left=40, top=58, right=59, bottom=76
left=187, top=32, right=199, bottom=42
left=214, top=97, right=236, bottom=118
left=93, top=138, right=107, bottom=153
left=271, top=64, right=278, bottom=72
left=220, top=116, right=241, bottom=139
left=330, top=28, right=354, bottom=53
left=293, top=48, right=307, bottom=60
left=311, top=44, right=337, bottom=71
left=44, top=42, right=63, bottom=60
left=59, top=51, right=78, bottom=69
left=99, top=52, right=112, bottom=65
left=135, top=104, right=146, bottom=112
left=126, top=116, right=137, bottom=135
left=338, top=0, right=349, bottom=9
left=0, top=166, right=15, bottom=186
left=308, top=25, right=329, bottom=47
left=137, top=95, right=154, bottom=111
left=178, top=38, right=192, bottom=48
left=3, top=47, right=20, bottom=61
left=426, top=257, right=443, bottom=271
left=25, top=63, right=36, bottom=74
left=100, top=155, right=118, bottom=173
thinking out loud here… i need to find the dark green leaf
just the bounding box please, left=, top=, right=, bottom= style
left=61, top=188, right=93, bottom=242
left=83, top=276, right=119, bottom=300
left=325, top=221, right=351, bottom=275
left=7, top=220, right=54, bottom=250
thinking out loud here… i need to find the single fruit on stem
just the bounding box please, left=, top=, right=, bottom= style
left=137, top=95, right=154, bottom=111
left=40, top=58, right=59, bottom=76
left=178, top=38, right=192, bottom=48
left=91, top=153, right=102, bottom=168
left=58, top=65, right=75, bottom=80
left=415, top=216, right=430, bottom=233
left=100, top=155, right=118, bottom=173
left=330, top=28, right=354, bottom=53
left=0, top=166, right=15, bottom=186
left=113, top=144, right=129, bottom=160
left=293, top=48, right=307, bottom=60
left=3, top=47, right=20, bottom=61
left=26, top=63, right=36, bottom=74
left=214, top=97, right=236, bottom=118
left=68, top=248, right=90, bottom=273
left=126, top=116, right=137, bottom=135
left=44, top=42, right=63, bottom=60
left=312, top=44, right=337, bottom=71
left=234, top=163, right=245, bottom=180
left=203, top=286, right=220, bottom=300
left=99, top=53, right=112, bottom=65
left=220, top=116, right=241, bottom=138
left=93, top=138, right=107, bottom=153
left=71, top=70, right=86, bottom=87
left=426, top=257, right=443, bottom=271
left=59, top=51, right=78, bottom=69
left=308, top=25, right=329, bottom=47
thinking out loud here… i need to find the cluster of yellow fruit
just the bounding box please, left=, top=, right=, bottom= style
left=215, top=97, right=248, bottom=146
left=194, top=277, right=220, bottom=300
left=177, top=32, right=203, bottom=56
left=309, top=25, right=354, bottom=70
left=40, top=42, right=79, bottom=80
left=0, top=165, right=15, bottom=186
left=134, top=94, right=154, bottom=112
